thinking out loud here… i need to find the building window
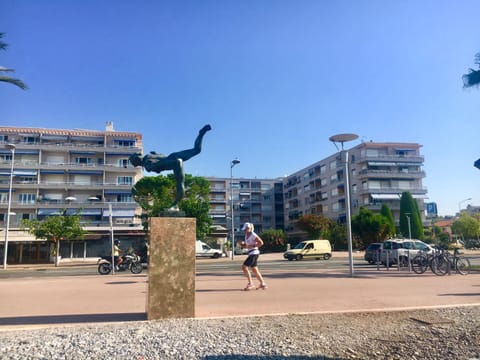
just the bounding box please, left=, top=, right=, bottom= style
left=22, top=136, right=39, bottom=144
left=19, top=193, right=36, bottom=204
left=117, top=176, right=133, bottom=185
left=117, top=194, right=132, bottom=203
left=118, top=159, right=129, bottom=168
left=75, top=157, right=93, bottom=165
left=115, top=140, right=136, bottom=147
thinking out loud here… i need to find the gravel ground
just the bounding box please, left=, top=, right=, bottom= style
left=0, top=306, right=479, bottom=360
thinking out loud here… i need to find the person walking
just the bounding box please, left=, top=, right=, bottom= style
left=240, top=222, right=267, bottom=290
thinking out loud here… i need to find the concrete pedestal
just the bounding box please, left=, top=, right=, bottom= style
left=147, top=217, right=196, bottom=319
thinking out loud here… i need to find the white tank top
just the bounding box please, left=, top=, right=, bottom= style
left=245, top=231, right=260, bottom=255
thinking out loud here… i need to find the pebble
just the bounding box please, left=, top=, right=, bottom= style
left=0, top=306, right=479, bottom=359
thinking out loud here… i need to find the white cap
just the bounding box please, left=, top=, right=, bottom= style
left=241, top=222, right=251, bottom=231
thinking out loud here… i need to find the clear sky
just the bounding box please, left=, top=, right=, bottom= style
left=1, top=0, right=479, bottom=216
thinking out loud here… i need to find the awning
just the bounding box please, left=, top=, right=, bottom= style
left=38, top=209, right=62, bottom=216
left=368, top=162, right=397, bottom=166
left=69, top=151, right=97, bottom=155
left=104, top=190, right=131, bottom=195
left=412, top=194, right=429, bottom=199
left=66, top=208, right=102, bottom=216
left=40, top=170, right=65, bottom=174
left=70, top=136, right=103, bottom=141
left=103, top=209, right=135, bottom=217
left=0, top=170, right=37, bottom=176
left=69, top=171, right=103, bottom=176
left=41, top=135, right=68, bottom=141
left=0, top=150, right=39, bottom=155
left=371, top=194, right=400, bottom=200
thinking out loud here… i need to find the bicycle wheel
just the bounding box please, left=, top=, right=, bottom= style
left=455, top=257, right=471, bottom=275
left=412, top=254, right=429, bottom=274
left=431, top=255, right=449, bottom=276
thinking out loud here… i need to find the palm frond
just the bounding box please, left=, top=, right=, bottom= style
left=0, top=76, right=28, bottom=90
left=462, top=69, right=480, bottom=88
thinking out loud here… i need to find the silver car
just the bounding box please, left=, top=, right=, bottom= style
left=380, top=239, right=433, bottom=266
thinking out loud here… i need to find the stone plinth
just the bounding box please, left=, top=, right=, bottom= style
left=147, top=217, right=196, bottom=319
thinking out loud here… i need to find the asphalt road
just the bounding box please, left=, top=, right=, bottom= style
left=1, top=252, right=479, bottom=278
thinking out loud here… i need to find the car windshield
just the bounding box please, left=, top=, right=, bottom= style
left=368, top=244, right=381, bottom=250
left=294, top=242, right=306, bottom=250
left=415, top=241, right=430, bottom=251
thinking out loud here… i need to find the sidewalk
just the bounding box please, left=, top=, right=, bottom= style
left=0, top=253, right=479, bottom=330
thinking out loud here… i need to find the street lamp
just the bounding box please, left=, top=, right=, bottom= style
left=230, top=159, right=240, bottom=260
left=458, top=197, right=472, bottom=214
left=329, top=133, right=358, bottom=277
left=405, top=213, right=412, bottom=239
left=3, top=143, right=15, bottom=270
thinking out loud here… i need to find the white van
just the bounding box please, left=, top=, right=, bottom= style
left=283, top=239, right=332, bottom=261
left=196, top=240, right=223, bottom=258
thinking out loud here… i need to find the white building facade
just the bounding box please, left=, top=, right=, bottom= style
left=284, top=141, right=427, bottom=237
left=0, top=123, right=145, bottom=263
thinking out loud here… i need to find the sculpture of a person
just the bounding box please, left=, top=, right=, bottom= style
left=129, top=124, right=211, bottom=208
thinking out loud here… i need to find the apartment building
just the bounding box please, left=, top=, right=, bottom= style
left=205, top=177, right=284, bottom=245
left=284, top=141, right=427, bottom=237
left=0, top=123, right=145, bottom=264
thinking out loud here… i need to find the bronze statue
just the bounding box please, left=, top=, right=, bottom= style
left=129, top=124, right=211, bottom=208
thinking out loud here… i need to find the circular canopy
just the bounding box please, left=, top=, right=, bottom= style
left=329, top=133, right=359, bottom=143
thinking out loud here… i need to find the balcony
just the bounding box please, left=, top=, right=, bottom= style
left=357, top=169, right=426, bottom=179
left=357, top=154, right=424, bottom=164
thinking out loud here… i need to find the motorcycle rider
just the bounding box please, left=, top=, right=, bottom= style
left=113, top=240, right=124, bottom=270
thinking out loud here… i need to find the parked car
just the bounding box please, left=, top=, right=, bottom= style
left=196, top=240, right=223, bottom=258
left=380, top=239, right=433, bottom=266
left=364, top=242, right=383, bottom=264
left=283, top=239, right=332, bottom=261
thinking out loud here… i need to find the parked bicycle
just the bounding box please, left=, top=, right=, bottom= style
left=412, top=247, right=470, bottom=275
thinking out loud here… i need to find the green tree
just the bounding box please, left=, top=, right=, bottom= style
left=351, top=207, right=391, bottom=248
left=380, top=204, right=396, bottom=236
left=259, top=229, right=287, bottom=252
left=452, top=213, right=480, bottom=240
left=328, top=221, right=348, bottom=251
left=295, top=214, right=332, bottom=239
left=21, top=210, right=85, bottom=266
left=463, top=52, right=480, bottom=88
left=399, top=192, right=423, bottom=239
left=132, top=174, right=212, bottom=239
left=0, top=33, right=28, bottom=90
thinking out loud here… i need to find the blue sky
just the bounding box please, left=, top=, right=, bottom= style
left=1, top=0, right=479, bottom=216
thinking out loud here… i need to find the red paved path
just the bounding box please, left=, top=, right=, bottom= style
left=0, top=252, right=479, bottom=329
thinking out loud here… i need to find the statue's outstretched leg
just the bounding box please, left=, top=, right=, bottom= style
left=168, top=124, right=211, bottom=162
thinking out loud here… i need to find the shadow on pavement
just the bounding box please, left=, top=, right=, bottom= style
left=0, top=312, right=147, bottom=326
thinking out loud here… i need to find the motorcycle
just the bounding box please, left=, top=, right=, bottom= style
left=97, top=252, right=143, bottom=275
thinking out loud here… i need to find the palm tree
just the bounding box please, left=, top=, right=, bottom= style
left=463, top=52, right=480, bottom=88
left=0, top=32, right=28, bottom=90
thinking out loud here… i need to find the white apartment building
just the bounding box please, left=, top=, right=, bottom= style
left=0, top=123, right=145, bottom=264
left=284, top=141, right=427, bottom=238
left=204, top=177, right=284, bottom=245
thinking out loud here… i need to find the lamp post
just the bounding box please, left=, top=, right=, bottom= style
left=3, top=144, right=15, bottom=270
left=230, top=159, right=240, bottom=260
left=329, top=134, right=358, bottom=277
left=458, top=197, right=472, bottom=214
left=405, top=213, right=412, bottom=239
